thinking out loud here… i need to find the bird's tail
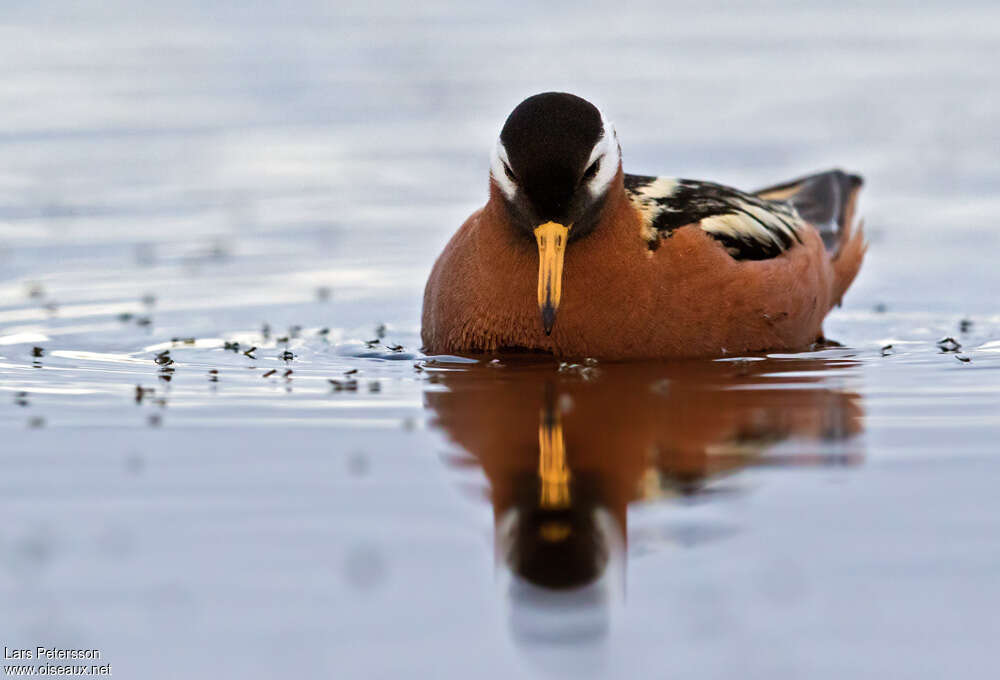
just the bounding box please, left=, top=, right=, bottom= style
left=755, top=169, right=866, bottom=305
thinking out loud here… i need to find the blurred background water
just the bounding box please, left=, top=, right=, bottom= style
left=1, top=1, right=999, bottom=678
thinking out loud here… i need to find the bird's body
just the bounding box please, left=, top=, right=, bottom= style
left=421, top=93, right=866, bottom=360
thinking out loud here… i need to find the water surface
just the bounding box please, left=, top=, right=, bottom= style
left=2, top=2, right=1000, bottom=678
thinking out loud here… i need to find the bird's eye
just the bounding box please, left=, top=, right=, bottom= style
left=503, top=163, right=517, bottom=183
left=582, top=160, right=600, bottom=182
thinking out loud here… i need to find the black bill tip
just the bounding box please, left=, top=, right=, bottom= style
left=541, top=304, right=557, bottom=335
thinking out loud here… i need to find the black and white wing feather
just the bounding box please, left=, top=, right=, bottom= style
left=625, top=174, right=804, bottom=260
left=625, top=170, right=863, bottom=261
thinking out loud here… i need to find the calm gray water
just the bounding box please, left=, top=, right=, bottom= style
left=2, top=2, right=1000, bottom=678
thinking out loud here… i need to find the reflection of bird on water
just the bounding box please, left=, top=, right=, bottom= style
left=426, top=356, right=864, bottom=671
left=427, top=356, right=864, bottom=587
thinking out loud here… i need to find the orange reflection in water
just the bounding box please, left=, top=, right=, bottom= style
left=426, top=355, right=865, bottom=592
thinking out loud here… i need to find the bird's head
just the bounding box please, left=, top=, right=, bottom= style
left=490, top=92, right=621, bottom=335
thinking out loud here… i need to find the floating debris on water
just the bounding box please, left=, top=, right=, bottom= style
left=32, top=346, right=44, bottom=357
left=489, top=358, right=503, bottom=368
left=171, top=337, right=196, bottom=345
left=368, top=381, right=381, bottom=393
left=15, top=392, right=30, bottom=407
left=387, top=344, right=404, bottom=352
left=329, top=378, right=359, bottom=392
left=583, top=357, right=598, bottom=366
left=28, top=416, right=46, bottom=429
left=881, top=344, right=894, bottom=357
left=344, top=368, right=358, bottom=376
left=208, top=369, right=219, bottom=382
left=26, top=282, right=45, bottom=299
left=365, top=339, right=380, bottom=349
left=262, top=369, right=277, bottom=378
left=135, top=386, right=154, bottom=404
left=956, top=354, right=972, bottom=363
left=243, top=346, right=257, bottom=358
left=283, top=369, right=293, bottom=378
left=318, top=327, right=330, bottom=337
left=279, top=350, right=295, bottom=361
left=154, top=351, right=174, bottom=366
left=413, top=363, right=424, bottom=373
left=276, top=336, right=290, bottom=344
left=937, top=337, right=961, bottom=352
left=959, top=319, right=973, bottom=333
left=224, top=341, right=240, bottom=351
left=375, top=323, right=387, bottom=339
left=136, top=316, right=152, bottom=327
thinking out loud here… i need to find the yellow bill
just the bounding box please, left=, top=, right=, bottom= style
left=533, top=221, right=570, bottom=335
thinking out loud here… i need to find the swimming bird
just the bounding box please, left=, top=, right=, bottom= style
left=422, top=92, right=866, bottom=359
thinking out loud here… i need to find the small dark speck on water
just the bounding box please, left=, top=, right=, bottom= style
left=262, top=369, right=277, bottom=378
left=873, top=302, right=888, bottom=313
left=375, top=323, right=387, bottom=339
left=289, top=325, right=302, bottom=338
left=329, top=378, right=358, bottom=392
left=959, top=318, right=973, bottom=333
left=342, top=543, right=387, bottom=591
left=956, top=354, right=972, bottom=363
left=135, top=385, right=154, bottom=403
left=347, top=451, right=370, bottom=476
left=154, top=351, right=173, bottom=366
left=881, top=344, right=894, bottom=356
left=261, top=323, right=271, bottom=340
left=316, top=286, right=331, bottom=301
left=413, top=363, right=423, bottom=373
left=32, top=346, right=44, bottom=357
left=489, top=358, right=503, bottom=368
left=148, top=414, right=162, bottom=427
left=276, top=336, right=290, bottom=344
left=26, top=282, right=45, bottom=299
left=365, top=339, right=380, bottom=348
left=118, top=312, right=134, bottom=322
left=141, top=293, right=156, bottom=307
left=136, top=316, right=152, bottom=327
left=125, top=452, right=145, bottom=475
left=279, top=350, right=295, bottom=361
left=283, top=369, right=293, bottom=378
left=28, top=416, right=46, bottom=429
left=15, top=392, right=30, bottom=407
left=224, top=341, right=239, bottom=351
left=368, top=381, right=381, bottom=393
left=243, top=347, right=257, bottom=358
left=937, top=337, right=962, bottom=352
left=318, top=327, right=330, bottom=336
left=387, top=344, right=404, bottom=352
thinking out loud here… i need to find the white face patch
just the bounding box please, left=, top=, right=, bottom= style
left=490, top=139, right=517, bottom=200
left=582, top=110, right=621, bottom=198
